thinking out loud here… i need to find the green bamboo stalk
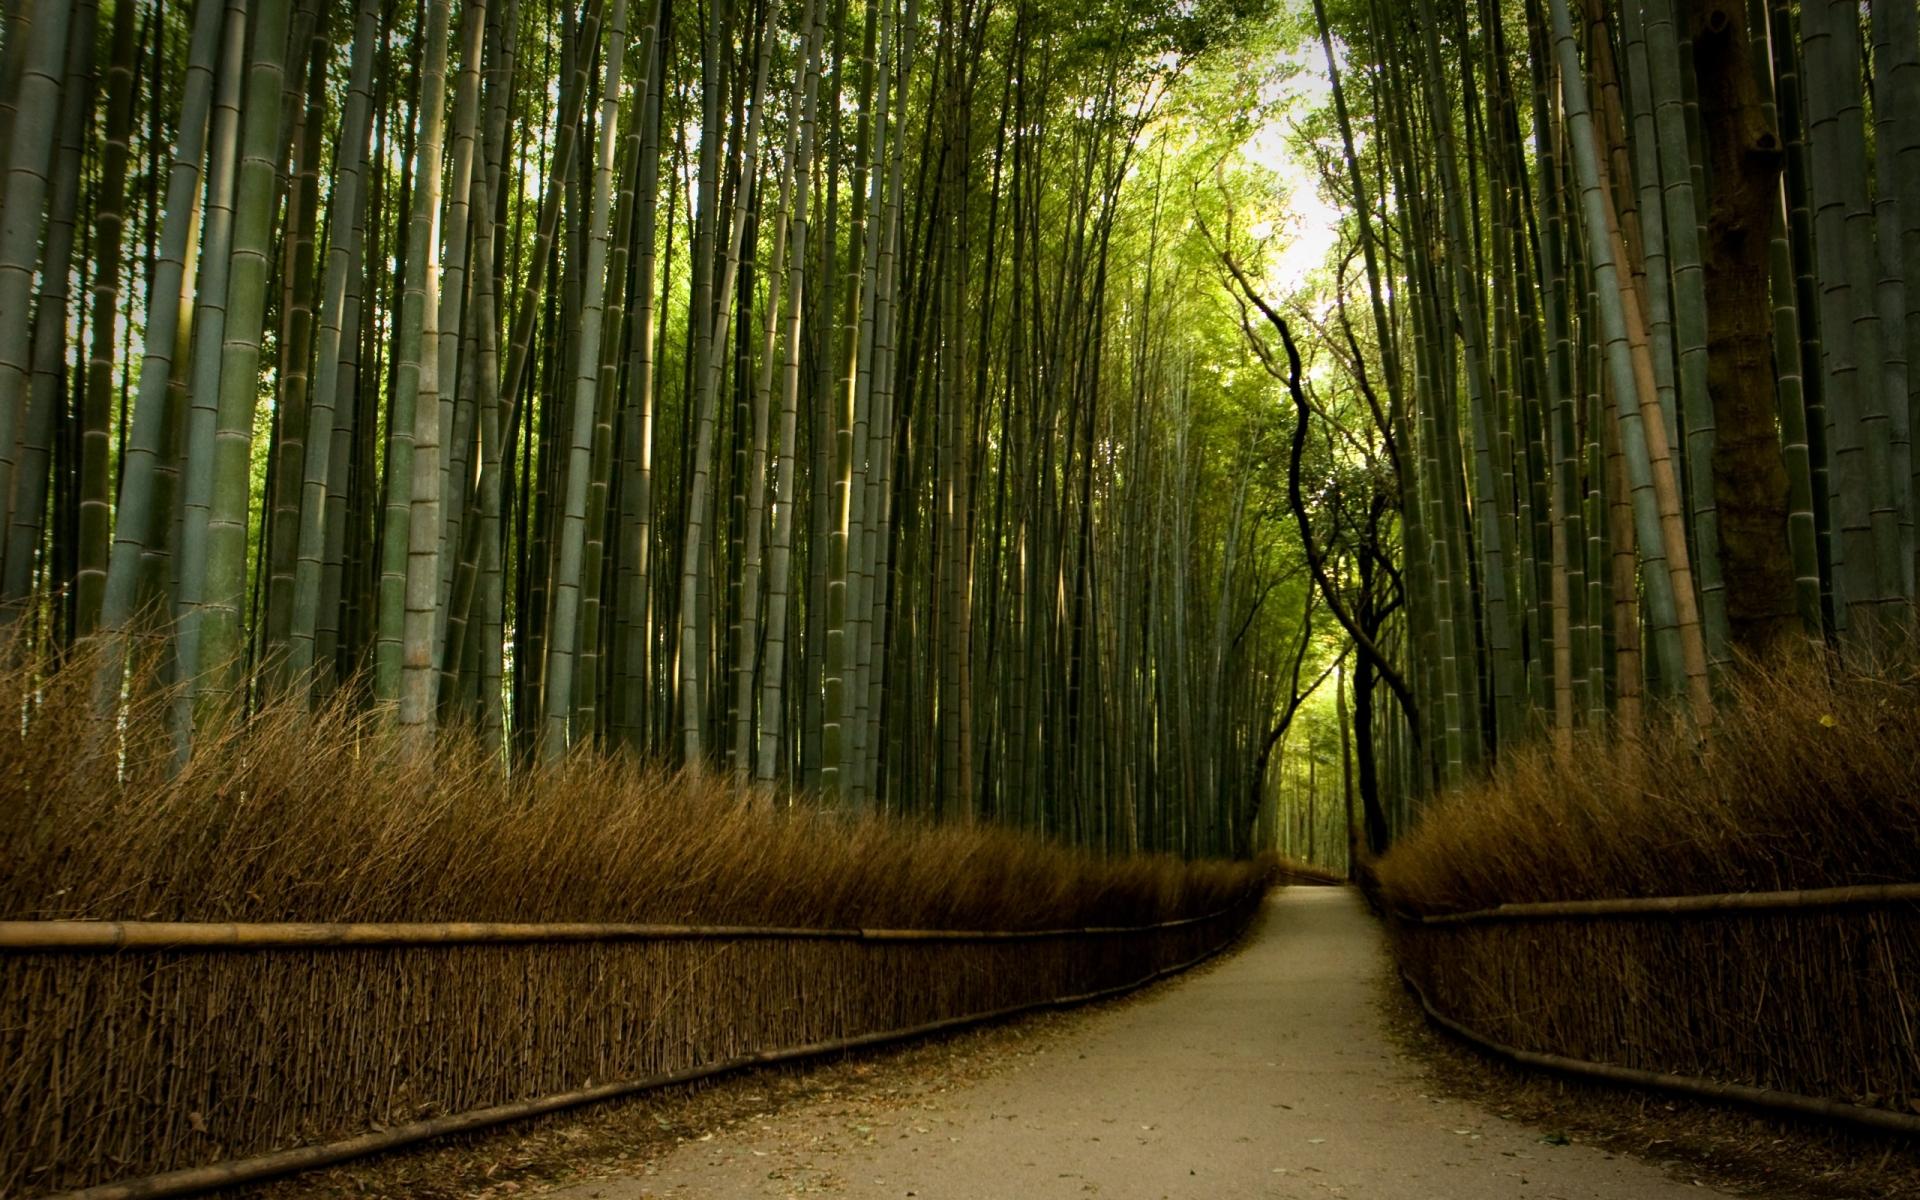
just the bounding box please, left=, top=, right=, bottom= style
left=1380, top=4, right=1479, bottom=771
left=1618, top=0, right=1686, bottom=689
left=574, top=88, right=642, bottom=742
left=819, top=0, right=884, bottom=796
left=373, top=0, right=451, bottom=725
left=1420, top=0, right=1520, bottom=748
left=435, top=0, right=519, bottom=723
left=1767, top=0, right=1835, bottom=634
left=437, top=0, right=599, bottom=738
left=541, top=0, right=631, bottom=759
left=0, top=0, right=94, bottom=629
left=432, top=0, right=489, bottom=665
left=1641, top=0, right=1726, bottom=665
left=1547, top=0, right=1711, bottom=726
left=0, top=0, right=28, bottom=178
left=676, top=0, right=776, bottom=764
left=757, top=0, right=824, bottom=783
left=170, top=0, right=247, bottom=739
left=1769, top=194, right=1824, bottom=634
left=0, top=0, right=75, bottom=585
left=614, top=0, right=666, bottom=749
left=1524, top=0, right=1586, bottom=736
left=313, top=227, right=364, bottom=690
left=73, top=0, right=141, bottom=636
left=260, top=16, right=329, bottom=683
left=1870, top=0, right=1920, bottom=599
left=287, top=0, right=380, bottom=694
left=854, top=0, right=917, bottom=806
left=734, top=5, right=820, bottom=778
left=1801, top=0, right=1905, bottom=638
left=96, top=0, right=227, bottom=690
left=195, top=0, right=292, bottom=719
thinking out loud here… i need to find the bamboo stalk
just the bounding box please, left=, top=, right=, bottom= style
left=1396, top=881, right=1920, bottom=924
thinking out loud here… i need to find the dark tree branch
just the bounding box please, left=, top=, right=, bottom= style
left=1198, top=212, right=1421, bottom=734
left=1246, top=593, right=1342, bottom=831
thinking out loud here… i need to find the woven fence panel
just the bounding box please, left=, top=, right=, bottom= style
left=1390, top=908, right=1920, bottom=1118
left=3, top=904, right=1253, bottom=1195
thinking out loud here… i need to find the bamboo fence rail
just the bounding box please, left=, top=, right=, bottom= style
left=1393, top=881, right=1920, bottom=924
left=0, top=902, right=1242, bottom=952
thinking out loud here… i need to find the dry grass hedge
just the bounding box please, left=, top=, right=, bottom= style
left=1375, top=652, right=1920, bottom=1122
left=2, top=650, right=1263, bottom=929
left=0, top=650, right=1272, bottom=1195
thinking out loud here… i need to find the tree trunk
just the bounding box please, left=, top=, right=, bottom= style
left=1692, top=1, right=1799, bottom=657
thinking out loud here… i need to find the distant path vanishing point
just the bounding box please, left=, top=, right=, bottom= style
left=545, top=888, right=1731, bottom=1199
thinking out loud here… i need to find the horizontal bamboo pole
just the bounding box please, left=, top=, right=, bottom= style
left=1399, top=969, right=1920, bottom=1137
left=43, top=901, right=1261, bottom=1200
left=1398, top=881, right=1920, bottom=925
left=0, top=900, right=1249, bottom=953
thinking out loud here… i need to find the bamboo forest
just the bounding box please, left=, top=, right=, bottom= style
left=4, top=0, right=1920, bottom=1195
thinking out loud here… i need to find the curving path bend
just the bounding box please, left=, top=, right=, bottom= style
left=547, top=888, right=1731, bottom=1199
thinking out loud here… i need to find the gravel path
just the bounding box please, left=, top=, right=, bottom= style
left=546, top=887, right=1731, bottom=1199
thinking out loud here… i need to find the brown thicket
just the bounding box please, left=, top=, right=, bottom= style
left=2, top=648, right=1267, bottom=930
left=1375, top=652, right=1920, bottom=912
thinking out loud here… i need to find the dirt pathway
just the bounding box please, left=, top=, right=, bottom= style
left=545, top=888, right=1732, bottom=1199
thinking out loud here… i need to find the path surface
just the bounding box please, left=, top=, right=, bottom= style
left=548, top=888, right=1731, bottom=1199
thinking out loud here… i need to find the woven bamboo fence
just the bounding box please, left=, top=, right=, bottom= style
left=1386, top=885, right=1920, bottom=1132
left=0, top=895, right=1261, bottom=1197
